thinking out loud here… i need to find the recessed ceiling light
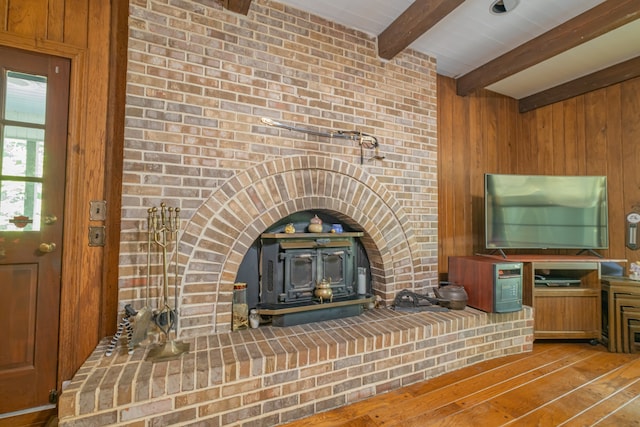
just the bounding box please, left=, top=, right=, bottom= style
left=490, top=0, right=519, bottom=15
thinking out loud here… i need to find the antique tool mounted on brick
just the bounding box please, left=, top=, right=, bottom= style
left=261, top=117, right=385, bottom=164
left=145, top=203, right=190, bottom=362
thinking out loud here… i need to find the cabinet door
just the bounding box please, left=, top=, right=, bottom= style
left=534, top=292, right=600, bottom=338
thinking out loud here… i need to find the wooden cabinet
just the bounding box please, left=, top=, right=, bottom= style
left=479, top=255, right=625, bottom=341
left=529, top=261, right=601, bottom=340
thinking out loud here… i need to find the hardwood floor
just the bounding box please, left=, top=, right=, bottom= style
left=281, top=342, right=640, bottom=426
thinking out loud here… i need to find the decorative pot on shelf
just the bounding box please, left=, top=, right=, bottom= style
left=314, top=277, right=333, bottom=303
left=308, top=215, right=323, bottom=233
left=249, top=309, right=260, bottom=328
left=434, top=284, right=468, bottom=310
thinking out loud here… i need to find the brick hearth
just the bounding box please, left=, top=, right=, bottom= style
left=58, top=307, right=533, bottom=426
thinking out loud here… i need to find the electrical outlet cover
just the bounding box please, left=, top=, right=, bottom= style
left=89, top=200, right=107, bottom=221
left=89, top=226, right=106, bottom=246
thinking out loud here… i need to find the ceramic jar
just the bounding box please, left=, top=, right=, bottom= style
left=249, top=309, right=260, bottom=328
left=308, top=215, right=323, bottom=233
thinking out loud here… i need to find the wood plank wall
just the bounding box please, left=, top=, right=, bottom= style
left=438, top=75, right=640, bottom=278
left=0, top=0, right=118, bottom=382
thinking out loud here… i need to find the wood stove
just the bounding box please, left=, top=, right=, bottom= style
left=254, top=217, right=372, bottom=326
left=261, top=233, right=359, bottom=304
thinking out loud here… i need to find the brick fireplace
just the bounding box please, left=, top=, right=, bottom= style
left=175, top=154, right=430, bottom=336
left=56, top=1, right=534, bottom=425
left=117, top=0, right=441, bottom=337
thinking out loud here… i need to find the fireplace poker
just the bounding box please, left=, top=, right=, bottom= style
left=261, top=117, right=384, bottom=164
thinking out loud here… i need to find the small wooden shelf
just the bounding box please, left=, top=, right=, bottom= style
left=262, top=232, right=364, bottom=239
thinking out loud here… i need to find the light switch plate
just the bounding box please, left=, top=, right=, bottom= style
left=89, top=226, right=106, bottom=247
left=89, top=200, right=107, bottom=221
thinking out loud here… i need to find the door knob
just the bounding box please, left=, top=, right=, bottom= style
left=43, top=214, right=58, bottom=225
left=39, top=242, right=57, bottom=253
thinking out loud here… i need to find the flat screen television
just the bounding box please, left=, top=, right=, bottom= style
left=485, top=174, right=609, bottom=250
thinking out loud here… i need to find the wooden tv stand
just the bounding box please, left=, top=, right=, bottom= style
left=478, top=254, right=626, bottom=341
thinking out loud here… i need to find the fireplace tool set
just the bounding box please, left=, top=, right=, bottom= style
left=261, top=117, right=385, bottom=164
left=107, top=203, right=190, bottom=362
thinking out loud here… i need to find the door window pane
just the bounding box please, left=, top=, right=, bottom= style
left=0, top=181, right=42, bottom=231
left=1, top=70, right=47, bottom=232
left=2, top=127, right=45, bottom=178
left=5, top=71, right=47, bottom=125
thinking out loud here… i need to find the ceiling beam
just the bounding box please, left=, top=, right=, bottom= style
left=456, top=0, right=640, bottom=96
left=378, top=0, right=465, bottom=60
left=518, top=55, right=640, bottom=113
left=223, top=0, right=252, bottom=15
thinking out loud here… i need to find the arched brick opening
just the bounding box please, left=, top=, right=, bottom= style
left=176, top=155, right=428, bottom=336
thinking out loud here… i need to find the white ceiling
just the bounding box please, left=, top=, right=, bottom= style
left=276, top=0, right=640, bottom=99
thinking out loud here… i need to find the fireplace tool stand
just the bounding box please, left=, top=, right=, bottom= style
left=144, top=203, right=190, bottom=362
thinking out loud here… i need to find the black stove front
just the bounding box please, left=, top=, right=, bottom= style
left=261, top=234, right=359, bottom=305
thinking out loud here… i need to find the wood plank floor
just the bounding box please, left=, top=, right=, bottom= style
left=281, top=342, right=640, bottom=426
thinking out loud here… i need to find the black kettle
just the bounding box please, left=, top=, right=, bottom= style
left=433, top=282, right=468, bottom=310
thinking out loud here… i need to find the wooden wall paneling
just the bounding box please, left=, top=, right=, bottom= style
left=621, top=78, right=640, bottom=264
left=437, top=79, right=522, bottom=271
left=451, top=83, right=470, bottom=257
left=534, top=106, right=554, bottom=174
left=438, top=74, right=640, bottom=273
left=575, top=97, right=587, bottom=175
left=524, top=109, right=537, bottom=175
left=71, top=0, right=110, bottom=373
left=583, top=89, right=609, bottom=175
left=562, top=98, right=580, bottom=175
left=474, top=91, right=495, bottom=255
left=551, top=103, right=566, bottom=175
left=456, top=89, right=472, bottom=256
left=437, top=77, right=453, bottom=271
left=64, top=0, right=89, bottom=47
left=57, top=46, right=91, bottom=384
left=604, top=85, right=625, bottom=260
left=498, top=95, right=517, bottom=172
left=47, top=0, right=66, bottom=42
left=102, top=0, right=129, bottom=338
left=437, top=76, right=456, bottom=276
left=514, top=105, right=531, bottom=175
left=472, top=91, right=496, bottom=254
left=0, top=0, right=6, bottom=31
left=6, top=0, right=47, bottom=38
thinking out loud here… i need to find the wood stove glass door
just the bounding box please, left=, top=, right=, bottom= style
left=320, top=248, right=352, bottom=296
left=283, top=249, right=316, bottom=301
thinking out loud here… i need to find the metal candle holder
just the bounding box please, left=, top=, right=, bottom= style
left=144, top=202, right=190, bottom=362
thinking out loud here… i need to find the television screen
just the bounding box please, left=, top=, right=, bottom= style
left=485, top=174, right=609, bottom=250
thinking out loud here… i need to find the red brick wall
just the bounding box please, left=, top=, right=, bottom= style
left=120, top=0, right=439, bottom=335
